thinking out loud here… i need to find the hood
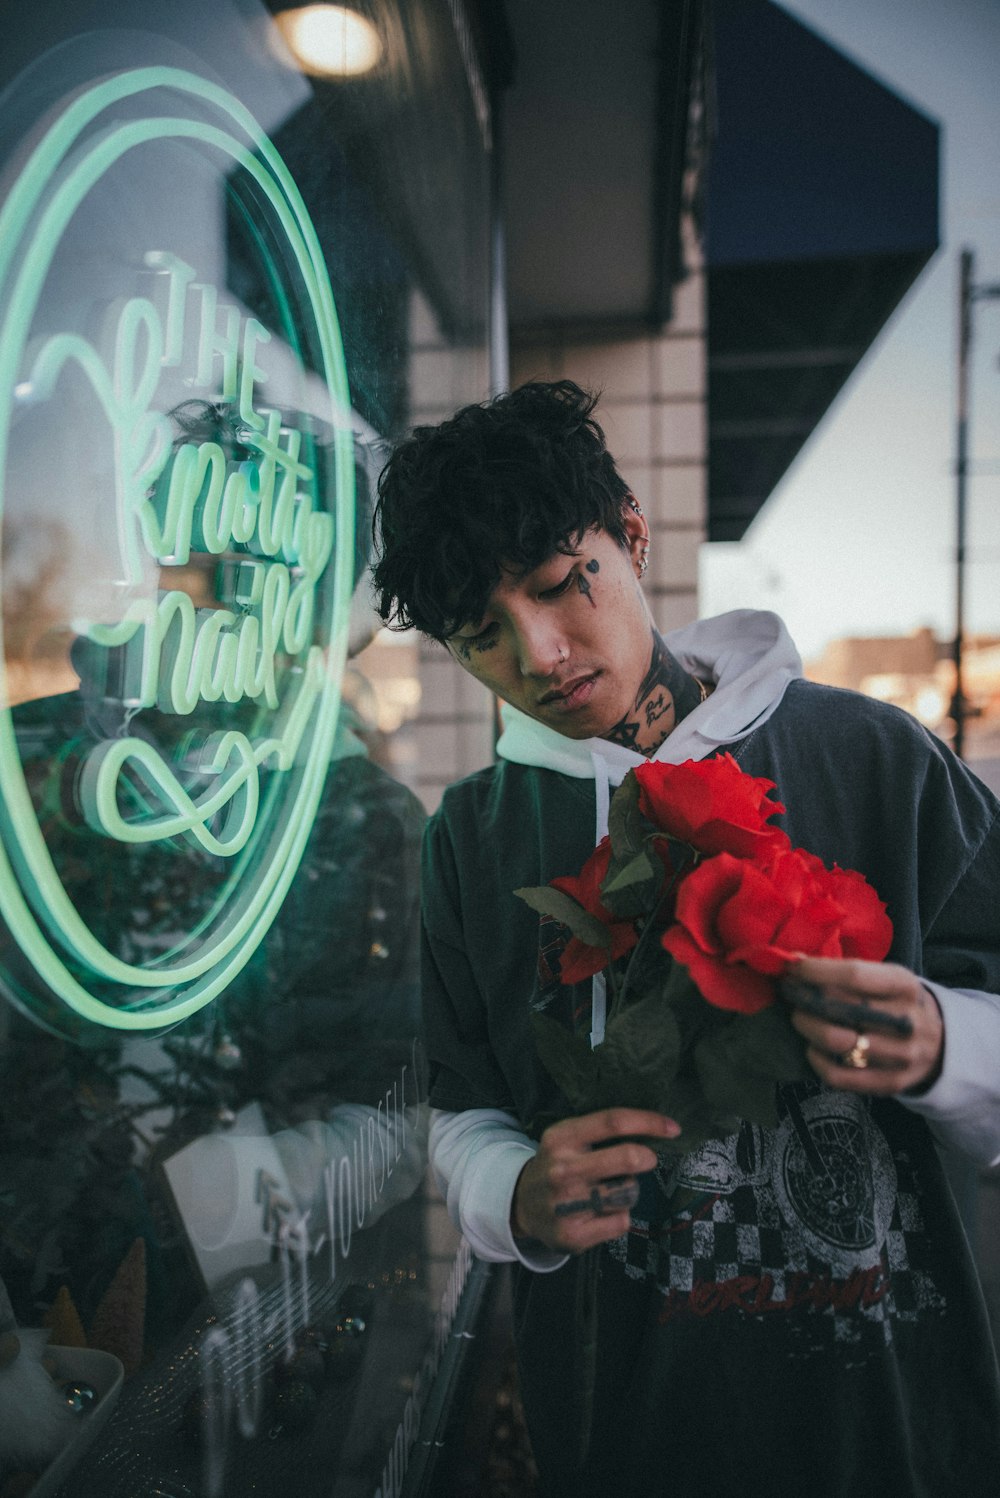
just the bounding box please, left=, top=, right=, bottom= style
left=496, top=609, right=802, bottom=787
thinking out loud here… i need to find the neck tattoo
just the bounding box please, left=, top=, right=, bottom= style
left=604, top=630, right=704, bottom=756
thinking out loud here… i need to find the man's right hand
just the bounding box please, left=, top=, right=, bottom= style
left=511, top=1108, right=681, bottom=1254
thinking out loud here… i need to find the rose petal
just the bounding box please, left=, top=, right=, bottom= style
left=559, top=918, right=638, bottom=984
left=552, top=837, right=614, bottom=916
left=776, top=894, right=843, bottom=955
left=664, top=927, right=777, bottom=1014
left=725, top=942, right=792, bottom=977
left=634, top=754, right=786, bottom=858
left=671, top=853, right=747, bottom=951
left=661, top=841, right=893, bottom=1016
left=823, top=866, right=894, bottom=959
left=714, top=864, right=794, bottom=951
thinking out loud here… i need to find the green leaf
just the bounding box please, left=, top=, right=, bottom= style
left=598, top=989, right=684, bottom=1109
left=602, top=848, right=656, bottom=895
left=528, top=947, right=799, bottom=1155
left=649, top=1073, right=741, bottom=1154
left=514, top=885, right=612, bottom=951
left=599, top=849, right=661, bottom=920
left=693, top=1005, right=810, bottom=1129
left=658, top=952, right=703, bottom=1008
left=616, top=940, right=699, bottom=1019
left=607, top=771, right=645, bottom=861
left=736, top=1004, right=813, bottom=1082
left=530, top=1012, right=599, bottom=1113
left=694, top=1035, right=781, bottom=1128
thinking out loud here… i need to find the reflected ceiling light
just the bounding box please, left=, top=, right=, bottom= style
left=275, top=5, right=382, bottom=78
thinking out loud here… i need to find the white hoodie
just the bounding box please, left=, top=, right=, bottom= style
left=429, top=611, right=1000, bottom=1269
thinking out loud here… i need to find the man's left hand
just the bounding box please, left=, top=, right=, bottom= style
left=786, top=955, right=944, bottom=1096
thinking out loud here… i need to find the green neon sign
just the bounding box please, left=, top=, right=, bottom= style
left=0, top=67, right=355, bottom=1031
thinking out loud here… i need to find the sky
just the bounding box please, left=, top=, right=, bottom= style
left=699, top=0, right=1000, bottom=663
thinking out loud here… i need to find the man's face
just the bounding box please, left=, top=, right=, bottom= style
left=444, top=512, right=653, bottom=740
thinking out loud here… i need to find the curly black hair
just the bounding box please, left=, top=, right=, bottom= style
left=371, top=381, right=631, bottom=640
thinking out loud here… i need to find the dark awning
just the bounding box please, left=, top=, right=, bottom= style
left=500, top=0, right=939, bottom=538
left=706, top=0, right=940, bottom=539
left=502, top=0, right=704, bottom=331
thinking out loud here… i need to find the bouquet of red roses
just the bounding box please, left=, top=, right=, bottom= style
left=516, top=753, right=893, bottom=1149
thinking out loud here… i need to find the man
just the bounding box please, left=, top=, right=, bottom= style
left=372, top=380, right=1000, bottom=1497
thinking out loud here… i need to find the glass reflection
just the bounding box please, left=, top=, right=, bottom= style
left=0, top=626, right=432, bottom=1495
left=0, top=0, right=490, bottom=1491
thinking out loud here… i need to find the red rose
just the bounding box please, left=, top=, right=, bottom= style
left=552, top=836, right=639, bottom=984
left=662, top=846, right=893, bottom=1014
left=634, top=754, right=790, bottom=859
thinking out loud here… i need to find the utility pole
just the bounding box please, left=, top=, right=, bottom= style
left=953, top=249, right=1000, bottom=760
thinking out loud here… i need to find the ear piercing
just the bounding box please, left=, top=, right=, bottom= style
left=628, top=496, right=649, bottom=576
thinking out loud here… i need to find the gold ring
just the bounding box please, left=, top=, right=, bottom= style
left=841, top=1033, right=871, bottom=1070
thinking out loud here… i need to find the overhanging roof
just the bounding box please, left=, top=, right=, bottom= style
left=706, top=0, right=941, bottom=539
left=499, top=0, right=940, bottom=536
left=502, top=0, right=703, bottom=331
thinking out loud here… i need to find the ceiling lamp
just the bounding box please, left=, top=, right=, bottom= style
left=274, top=5, right=382, bottom=79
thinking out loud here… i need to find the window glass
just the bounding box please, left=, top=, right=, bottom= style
left=0, top=3, right=489, bottom=1493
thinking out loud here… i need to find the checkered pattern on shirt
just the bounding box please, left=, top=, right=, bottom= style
left=607, top=1150, right=943, bottom=1341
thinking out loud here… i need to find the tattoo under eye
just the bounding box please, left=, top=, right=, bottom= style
left=576, top=572, right=597, bottom=608
left=585, top=559, right=600, bottom=574
left=454, top=630, right=496, bottom=661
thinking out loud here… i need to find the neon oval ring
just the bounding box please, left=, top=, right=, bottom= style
left=0, top=67, right=355, bottom=1028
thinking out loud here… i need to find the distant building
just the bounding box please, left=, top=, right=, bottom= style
left=806, top=629, right=1000, bottom=731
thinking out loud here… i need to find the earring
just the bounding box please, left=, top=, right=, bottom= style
left=638, top=543, right=649, bottom=579
left=628, top=496, right=644, bottom=518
